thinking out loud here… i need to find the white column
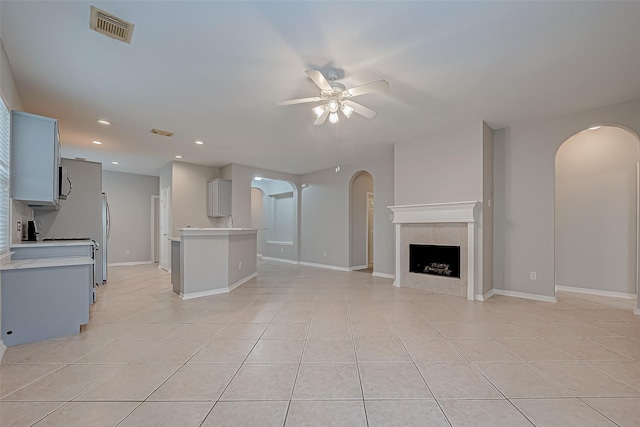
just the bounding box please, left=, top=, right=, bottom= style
left=394, top=223, right=402, bottom=287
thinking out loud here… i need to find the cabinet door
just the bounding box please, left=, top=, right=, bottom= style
left=207, top=179, right=231, bottom=217
left=10, top=111, right=60, bottom=204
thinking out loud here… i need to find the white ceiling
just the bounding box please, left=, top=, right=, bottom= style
left=2, top=1, right=640, bottom=176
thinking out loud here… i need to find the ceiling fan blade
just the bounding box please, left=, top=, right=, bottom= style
left=346, top=101, right=377, bottom=119
left=305, top=69, right=333, bottom=92
left=314, top=108, right=329, bottom=125
left=347, top=79, right=389, bottom=97
left=275, top=96, right=323, bottom=106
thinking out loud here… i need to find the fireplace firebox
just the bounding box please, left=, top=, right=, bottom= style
left=409, top=244, right=461, bottom=278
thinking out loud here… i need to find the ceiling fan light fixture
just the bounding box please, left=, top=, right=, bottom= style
left=328, top=99, right=339, bottom=113
left=312, top=105, right=326, bottom=118
left=329, top=112, right=339, bottom=124
left=341, top=104, right=355, bottom=118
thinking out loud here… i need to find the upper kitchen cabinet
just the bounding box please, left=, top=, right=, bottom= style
left=10, top=111, right=62, bottom=207
left=207, top=178, right=231, bottom=217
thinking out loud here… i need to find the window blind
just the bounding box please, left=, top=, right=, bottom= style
left=0, top=99, right=10, bottom=254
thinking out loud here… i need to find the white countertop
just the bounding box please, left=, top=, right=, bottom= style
left=179, top=228, right=257, bottom=236
left=0, top=256, right=94, bottom=271
left=11, top=240, right=95, bottom=248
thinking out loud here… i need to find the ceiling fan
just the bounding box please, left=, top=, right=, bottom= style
left=276, top=70, right=389, bottom=125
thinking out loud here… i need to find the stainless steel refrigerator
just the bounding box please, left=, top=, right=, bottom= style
left=102, top=192, right=110, bottom=283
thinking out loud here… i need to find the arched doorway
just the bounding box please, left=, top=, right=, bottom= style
left=349, top=171, right=374, bottom=272
left=555, top=126, right=639, bottom=299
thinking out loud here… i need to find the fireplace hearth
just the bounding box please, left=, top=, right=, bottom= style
left=410, top=244, right=461, bottom=278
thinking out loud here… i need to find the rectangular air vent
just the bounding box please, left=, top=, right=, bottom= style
left=90, top=6, right=134, bottom=44
left=150, top=128, right=174, bottom=137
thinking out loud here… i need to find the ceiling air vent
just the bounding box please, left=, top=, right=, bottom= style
left=90, top=6, right=135, bottom=44
left=150, top=128, right=174, bottom=137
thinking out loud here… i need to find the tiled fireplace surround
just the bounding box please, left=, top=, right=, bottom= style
left=389, top=202, right=481, bottom=300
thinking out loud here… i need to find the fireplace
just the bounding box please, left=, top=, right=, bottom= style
left=410, top=244, right=461, bottom=278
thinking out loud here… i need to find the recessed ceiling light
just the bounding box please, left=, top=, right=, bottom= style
left=589, top=126, right=602, bottom=131
left=254, top=177, right=262, bottom=181
left=111, top=161, right=119, bottom=165
left=175, top=155, right=182, bottom=159
left=195, top=140, right=204, bottom=145
left=92, top=140, right=102, bottom=145
left=96, top=119, right=111, bottom=125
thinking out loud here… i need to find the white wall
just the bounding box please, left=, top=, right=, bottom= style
left=493, top=98, right=640, bottom=300
left=482, top=122, right=495, bottom=295
left=250, top=187, right=266, bottom=255
left=102, top=171, right=159, bottom=264
left=350, top=171, right=373, bottom=269
left=300, top=150, right=394, bottom=275
left=555, top=126, right=638, bottom=295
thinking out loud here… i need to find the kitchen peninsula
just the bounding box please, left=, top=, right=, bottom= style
left=173, top=228, right=258, bottom=299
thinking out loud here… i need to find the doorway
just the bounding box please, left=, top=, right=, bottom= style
left=555, top=126, right=639, bottom=298
left=349, top=171, right=374, bottom=272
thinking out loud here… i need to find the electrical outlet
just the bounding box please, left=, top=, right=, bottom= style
left=125, top=250, right=130, bottom=256
left=238, top=261, right=242, bottom=269
left=530, top=272, right=537, bottom=280
left=280, top=247, right=284, bottom=252
left=16, top=221, right=21, bottom=232
left=323, top=251, right=327, bottom=257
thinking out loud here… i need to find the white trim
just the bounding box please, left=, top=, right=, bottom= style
left=493, top=288, right=558, bottom=303
left=180, top=272, right=257, bottom=300
left=634, top=308, right=640, bottom=316
left=151, top=195, right=159, bottom=264
left=0, top=339, right=6, bottom=360
left=261, top=256, right=298, bottom=264
left=298, top=261, right=350, bottom=271
left=373, top=271, right=395, bottom=279
left=350, top=265, right=368, bottom=271
left=475, top=289, right=495, bottom=301
left=366, top=191, right=374, bottom=269
left=556, top=285, right=637, bottom=300
left=108, top=260, right=153, bottom=267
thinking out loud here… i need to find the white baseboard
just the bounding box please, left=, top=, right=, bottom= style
left=393, top=281, right=400, bottom=288
left=475, top=289, right=495, bottom=301
left=0, top=339, right=6, bottom=360
left=350, top=265, right=368, bottom=271
left=109, top=261, right=154, bottom=267
left=493, top=289, right=557, bottom=303
left=373, top=271, right=395, bottom=279
left=555, top=285, right=637, bottom=300
left=298, top=261, right=350, bottom=272
left=180, top=272, right=257, bottom=300
left=261, top=256, right=298, bottom=265
left=635, top=308, right=640, bottom=316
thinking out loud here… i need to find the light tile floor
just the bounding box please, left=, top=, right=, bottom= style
left=1, top=261, right=640, bottom=426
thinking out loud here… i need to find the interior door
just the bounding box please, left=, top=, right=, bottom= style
left=160, top=186, right=171, bottom=271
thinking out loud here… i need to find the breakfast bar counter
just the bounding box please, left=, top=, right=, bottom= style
left=175, top=228, right=258, bottom=299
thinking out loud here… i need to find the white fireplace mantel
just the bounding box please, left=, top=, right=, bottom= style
left=388, top=201, right=481, bottom=300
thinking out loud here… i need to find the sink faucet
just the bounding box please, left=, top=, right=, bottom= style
left=224, top=215, right=234, bottom=228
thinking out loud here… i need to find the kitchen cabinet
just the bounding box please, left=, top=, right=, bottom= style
left=1, top=241, right=95, bottom=346
left=207, top=179, right=231, bottom=217
left=10, top=111, right=61, bottom=207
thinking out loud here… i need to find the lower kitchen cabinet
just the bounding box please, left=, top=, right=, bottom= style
left=1, top=260, right=93, bottom=346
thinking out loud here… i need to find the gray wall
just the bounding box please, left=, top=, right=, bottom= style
left=394, top=124, right=483, bottom=205
left=555, top=126, right=638, bottom=295
left=170, top=161, right=222, bottom=237
left=482, top=122, right=495, bottom=295
left=300, top=150, right=395, bottom=276
left=102, top=170, right=159, bottom=264
left=350, top=171, right=373, bottom=269
left=493, top=98, right=640, bottom=300
left=35, top=159, right=103, bottom=281
left=250, top=187, right=266, bottom=255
